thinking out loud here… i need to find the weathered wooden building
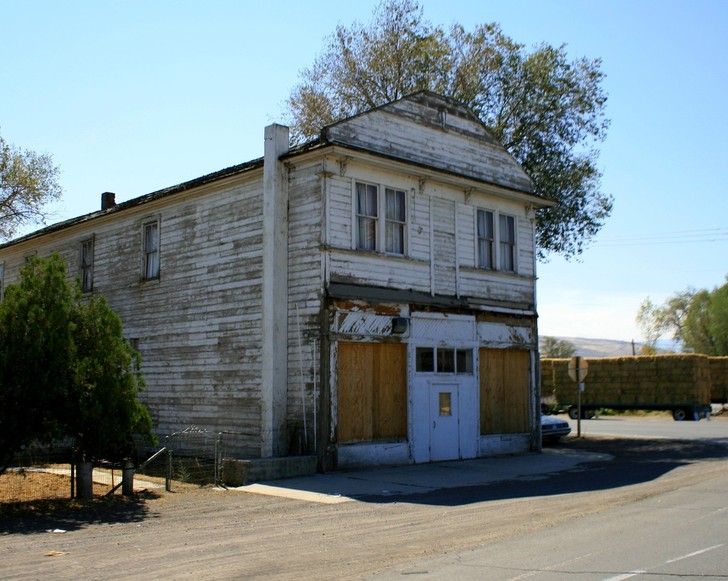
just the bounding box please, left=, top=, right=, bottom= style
left=0, top=92, right=553, bottom=469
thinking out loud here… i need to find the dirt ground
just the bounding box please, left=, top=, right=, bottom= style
left=2, top=433, right=728, bottom=580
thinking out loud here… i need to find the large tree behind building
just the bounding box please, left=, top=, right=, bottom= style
left=285, top=0, right=613, bottom=260
left=0, top=132, right=62, bottom=240
left=0, top=254, right=154, bottom=476
left=637, top=277, right=728, bottom=356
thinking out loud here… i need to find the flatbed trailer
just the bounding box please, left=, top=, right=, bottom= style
left=541, top=355, right=714, bottom=423
left=563, top=402, right=711, bottom=421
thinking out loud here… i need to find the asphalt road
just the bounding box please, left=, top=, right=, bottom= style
left=566, top=413, right=728, bottom=441
left=368, top=465, right=728, bottom=580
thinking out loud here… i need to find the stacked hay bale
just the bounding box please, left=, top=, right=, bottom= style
left=709, top=357, right=728, bottom=404
left=541, top=354, right=711, bottom=408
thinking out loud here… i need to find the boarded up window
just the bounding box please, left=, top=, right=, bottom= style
left=337, top=342, right=407, bottom=443
left=480, top=348, right=530, bottom=435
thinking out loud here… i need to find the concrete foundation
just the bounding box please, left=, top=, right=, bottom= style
left=222, top=455, right=317, bottom=486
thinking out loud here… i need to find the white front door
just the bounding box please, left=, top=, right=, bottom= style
left=429, top=382, right=460, bottom=461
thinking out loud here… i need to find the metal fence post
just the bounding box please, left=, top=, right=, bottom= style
left=165, top=436, right=172, bottom=492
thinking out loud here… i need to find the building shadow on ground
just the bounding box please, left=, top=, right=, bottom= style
left=354, top=437, right=728, bottom=506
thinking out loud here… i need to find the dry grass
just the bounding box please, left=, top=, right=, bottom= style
left=0, top=468, right=113, bottom=503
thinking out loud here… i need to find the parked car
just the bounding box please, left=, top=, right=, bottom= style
left=541, top=415, right=571, bottom=443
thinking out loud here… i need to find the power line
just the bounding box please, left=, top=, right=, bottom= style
left=594, top=227, right=728, bottom=247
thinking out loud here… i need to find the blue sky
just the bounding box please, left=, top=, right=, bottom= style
left=2, top=0, right=726, bottom=342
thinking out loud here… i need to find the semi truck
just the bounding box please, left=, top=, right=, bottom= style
left=541, top=354, right=713, bottom=421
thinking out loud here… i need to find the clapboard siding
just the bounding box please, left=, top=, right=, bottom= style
left=458, top=270, right=534, bottom=305
left=432, top=197, right=456, bottom=296
left=327, top=173, right=353, bottom=248
left=286, top=161, right=325, bottom=448
left=328, top=250, right=432, bottom=293
left=323, top=94, right=533, bottom=194
left=0, top=176, right=267, bottom=457
left=517, top=216, right=535, bottom=277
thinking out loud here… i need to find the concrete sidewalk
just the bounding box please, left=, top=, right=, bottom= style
left=233, top=447, right=611, bottom=504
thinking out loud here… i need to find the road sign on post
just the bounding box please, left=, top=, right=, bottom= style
left=568, top=356, right=589, bottom=382
left=568, top=357, right=589, bottom=437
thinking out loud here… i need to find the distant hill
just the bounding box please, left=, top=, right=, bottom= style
left=540, top=337, right=680, bottom=358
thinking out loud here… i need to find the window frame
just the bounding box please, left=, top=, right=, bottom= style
left=476, top=209, right=495, bottom=270
left=415, top=346, right=474, bottom=375
left=475, top=208, right=517, bottom=273
left=141, top=219, right=160, bottom=281
left=79, top=237, right=94, bottom=293
left=354, top=181, right=407, bottom=256
left=499, top=213, right=516, bottom=272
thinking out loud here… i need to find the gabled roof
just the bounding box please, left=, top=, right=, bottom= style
left=318, top=91, right=536, bottom=195
left=0, top=157, right=264, bottom=249
left=1, top=92, right=545, bottom=249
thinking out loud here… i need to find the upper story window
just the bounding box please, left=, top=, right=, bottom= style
left=142, top=220, right=160, bottom=280
left=0, top=262, right=4, bottom=301
left=499, top=214, right=516, bottom=272
left=477, top=209, right=516, bottom=273
left=356, top=182, right=378, bottom=251
left=355, top=181, right=407, bottom=256
left=476, top=209, right=495, bottom=269
left=79, top=238, right=94, bottom=292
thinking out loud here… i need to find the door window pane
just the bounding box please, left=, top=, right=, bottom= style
left=439, top=392, right=452, bottom=416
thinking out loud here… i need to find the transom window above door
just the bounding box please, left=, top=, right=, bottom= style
left=355, top=181, right=407, bottom=255
left=415, top=347, right=473, bottom=374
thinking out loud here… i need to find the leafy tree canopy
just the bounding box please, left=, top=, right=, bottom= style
left=637, top=277, right=728, bottom=356
left=0, top=131, right=62, bottom=241
left=285, top=0, right=613, bottom=260
left=540, top=336, right=576, bottom=359
left=0, top=254, right=154, bottom=475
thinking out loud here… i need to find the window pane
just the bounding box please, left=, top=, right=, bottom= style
left=143, top=222, right=160, bottom=279
left=356, top=183, right=378, bottom=250
left=385, top=188, right=405, bottom=222
left=499, top=215, right=515, bottom=272
left=357, top=217, right=377, bottom=250
left=145, top=223, right=159, bottom=252
left=500, top=214, right=514, bottom=243
left=477, top=209, right=494, bottom=239
left=356, top=183, right=377, bottom=217
left=145, top=252, right=159, bottom=279
left=416, top=347, right=434, bottom=372
left=385, top=222, right=404, bottom=254
left=80, top=240, right=94, bottom=292
left=477, top=209, right=494, bottom=269
left=385, top=188, right=406, bottom=254
left=439, top=392, right=452, bottom=416
left=456, top=349, right=473, bottom=374
left=437, top=349, right=455, bottom=373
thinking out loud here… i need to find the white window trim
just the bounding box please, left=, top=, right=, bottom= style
left=141, top=218, right=161, bottom=281
left=79, top=237, right=95, bottom=292
left=353, top=180, right=408, bottom=256
left=499, top=213, right=517, bottom=273
left=475, top=208, right=518, bottom=273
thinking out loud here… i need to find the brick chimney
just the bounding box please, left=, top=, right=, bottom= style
left=101, top=192, right=116, bottom=210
